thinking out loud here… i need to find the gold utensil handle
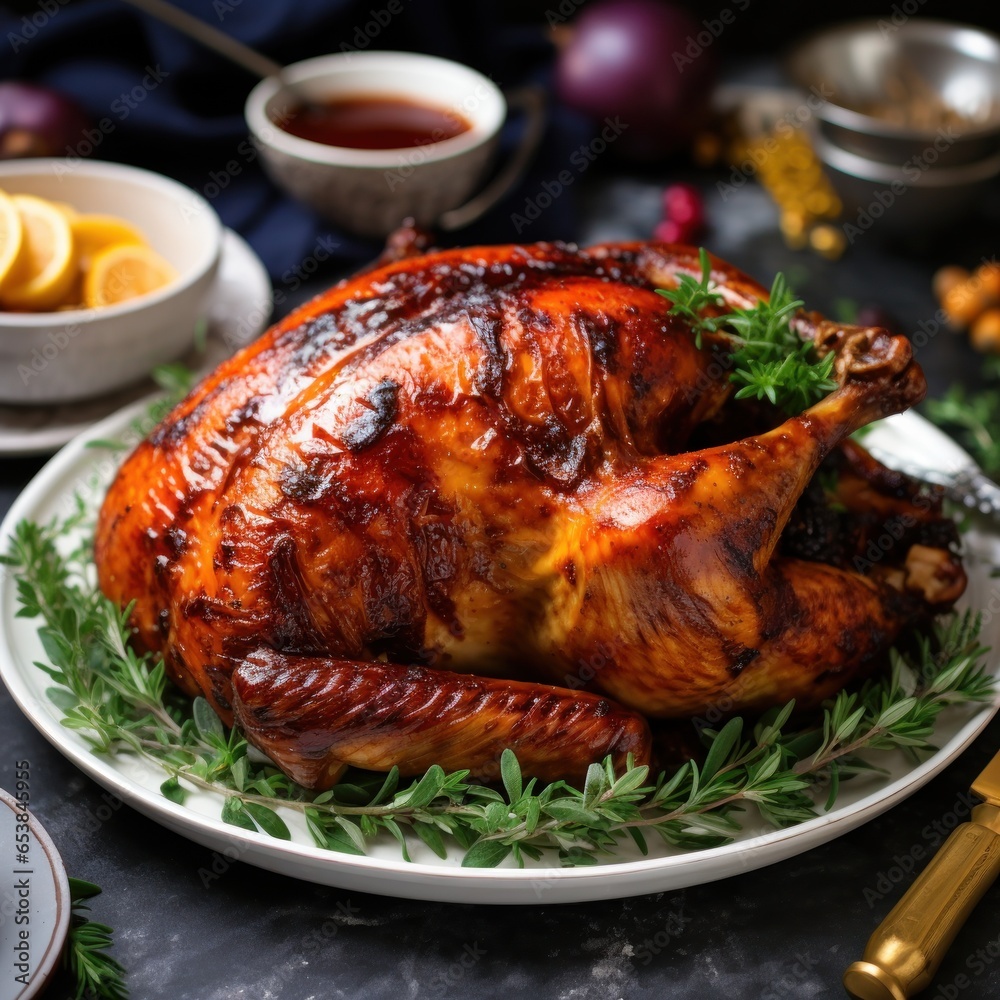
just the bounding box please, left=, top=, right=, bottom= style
left=844, top=803, right=1000, bottom=1000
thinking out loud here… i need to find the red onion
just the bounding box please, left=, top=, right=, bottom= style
left=555, top=0, right=717, bottom=160
left=0, top=82, right=90, bottom=159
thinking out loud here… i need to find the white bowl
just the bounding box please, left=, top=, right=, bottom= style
left=0, top=786, right=71, bottom=998
left=245, top=51, right=506, bottom=238
left=0, top=159, right=222, bottom=404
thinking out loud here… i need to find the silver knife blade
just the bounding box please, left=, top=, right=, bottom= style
left=866, top=446, right=1000, bottom=519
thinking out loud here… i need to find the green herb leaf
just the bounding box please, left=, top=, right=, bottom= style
left=462, top=840, right=512, bottom=868
left=64, top=878, right=127, bottom=999
left=924, top=359, right=1000, bottom=478
left=193, top=697, right=225, bottom=741
left=221, top=797, right=256, bottom=832
left=655, top=247, right=725, bottom=347
left=700, top=717, right=742, bottom=783
left=160, top=776, right=187, bottom=805
left=500, top=747, right=522, bottom=803
left=244, top=802, right=292, bottom=840
left=659, top=251, right=838, bottom=414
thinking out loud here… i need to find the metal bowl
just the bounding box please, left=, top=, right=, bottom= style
left=816, top=133, right=1000, bottom=239
left=787, top=18, right=1000, bottom=168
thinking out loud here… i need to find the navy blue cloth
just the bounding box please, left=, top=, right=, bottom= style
left=0, top=0, right=593, bottom=283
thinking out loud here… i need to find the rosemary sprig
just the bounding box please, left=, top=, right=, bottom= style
left=658, top=249, right=838, bottom=413
left=64, top=878, right=127, bottom=1000
left=3, top=513, right=994, bottom=868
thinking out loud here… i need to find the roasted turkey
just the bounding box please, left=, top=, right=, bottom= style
left=95, top=233, right=965, bottom=789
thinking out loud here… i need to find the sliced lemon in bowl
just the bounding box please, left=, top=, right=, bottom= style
left=83, top=243, right=178, bottom=308
left=1, top=193, right=76, bottom=311
left=71, top=213, right=146, bottom=271
left=51, top=200, right=79, bottom=222
left=0, top=189, right=24, bottom=294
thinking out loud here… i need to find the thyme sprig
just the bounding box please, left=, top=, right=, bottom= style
left=658, top=249, right=837, bottom=413
left=64, top=878, right=127, bottom=1000
left=656, top=247, right=725, bottom=347
left=924, top=356, right=1000, bottom=478
left=3, top=513, right=994, bottom=868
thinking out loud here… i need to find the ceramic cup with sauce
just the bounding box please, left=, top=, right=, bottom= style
left=245, top=52, right=508, bottom=238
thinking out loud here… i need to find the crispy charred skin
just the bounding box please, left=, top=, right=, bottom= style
left=231, top=648, right=651, bottom=789
left=95, top=238, right=965, bottom=787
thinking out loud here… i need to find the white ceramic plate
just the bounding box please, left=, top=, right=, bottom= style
left=0, top=229, right=271, bottom=457
left=0, top=407, right=998, bottom=904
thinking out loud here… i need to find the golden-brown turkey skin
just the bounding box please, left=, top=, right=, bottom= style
left=95, top=238, right=963, bottom=787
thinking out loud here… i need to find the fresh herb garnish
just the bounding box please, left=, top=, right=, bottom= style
left=3, top=511, right=993, bottom=868
left=659, top=249, right=838, bottom=413
left=655, top=246, right=724, bottom=347
left=924, top=356, right=1000, bottom=477
left=64, top=878, right=127, bottom=1000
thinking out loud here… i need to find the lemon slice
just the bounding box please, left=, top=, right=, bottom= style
left=83, top=243, right=178, bottom=308
left=71, top=214, right=146, bottom=271
left=0, top=189, right=24, bottom=293
left=2, top=194, right=76, bottom=311
left=51, top=200, right=79, bottom=222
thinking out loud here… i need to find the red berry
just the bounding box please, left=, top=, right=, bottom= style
left=654, top=218, right=699, bottom=244
left=663, top=183, right=704, bottom=229
left=654, top=219, right=684, bottom=243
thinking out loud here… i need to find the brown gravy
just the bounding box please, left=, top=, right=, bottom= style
left=277, top=96, right=471, bottom=150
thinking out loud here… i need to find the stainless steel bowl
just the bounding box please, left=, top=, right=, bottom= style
left=787, top=18, right=1000, bottom=236
left=787, top=18, right=1000, bottom=168
left=817, top=133, right=1000, bottom=238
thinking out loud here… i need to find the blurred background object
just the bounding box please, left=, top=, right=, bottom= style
left=0, top=80, right=89, bottom=158
left=0, top=0, right=998, bottom=274
left=787, top=18, right=1000, bottom=238
left=553, top=0, right=717, bottom=160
